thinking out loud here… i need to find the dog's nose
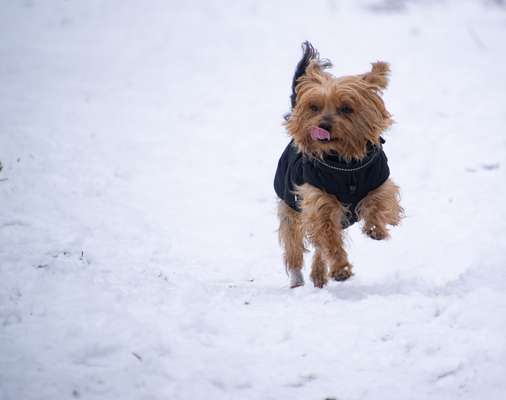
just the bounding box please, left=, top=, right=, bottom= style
left=318, top=122, right=332, bottom=132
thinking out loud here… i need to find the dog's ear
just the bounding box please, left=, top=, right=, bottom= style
left=362, top=61, right=390, bottom=90
left=290, top=41, right=331, bottom=108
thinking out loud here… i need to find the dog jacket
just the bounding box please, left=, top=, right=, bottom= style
left=274, top=139, right=390, bottom=228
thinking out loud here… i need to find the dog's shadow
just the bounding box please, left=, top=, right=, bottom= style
left=224, top=266, right=483, bottom=303
left=323, top=268, right=481, bottom=302
left=323, top=277, right=426, bottom=301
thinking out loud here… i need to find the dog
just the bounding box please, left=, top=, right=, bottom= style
left=274, top=42, right=403, bottom=288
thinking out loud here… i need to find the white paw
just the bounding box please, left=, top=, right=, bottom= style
left=289, top=269, right=304, bottom=288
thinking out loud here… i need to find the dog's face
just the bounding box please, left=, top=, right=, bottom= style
left=285, top=59, right=393, bottom=160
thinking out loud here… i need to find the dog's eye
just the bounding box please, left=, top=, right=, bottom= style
left=338, top=105, right=353, bottom=114
left=309, top=104, right=320, bottom=113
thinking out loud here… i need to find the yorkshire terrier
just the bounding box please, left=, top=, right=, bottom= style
left=274, top=42, right=403, bottom=288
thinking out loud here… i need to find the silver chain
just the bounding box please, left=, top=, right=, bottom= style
left=314, top=148, right=380, bottom=172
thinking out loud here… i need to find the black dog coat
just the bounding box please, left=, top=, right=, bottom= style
left=274, top=139, right=390, bottom=228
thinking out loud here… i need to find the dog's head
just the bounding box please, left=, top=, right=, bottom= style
left=285, top=42, right=393, bottom=160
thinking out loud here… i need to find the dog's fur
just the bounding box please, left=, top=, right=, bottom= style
left=277, top=42, right=403, bottom=288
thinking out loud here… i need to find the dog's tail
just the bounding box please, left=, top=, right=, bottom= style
left=290, top=41, right=332, bottom=109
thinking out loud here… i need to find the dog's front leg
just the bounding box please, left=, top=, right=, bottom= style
left=356, top=178, right=403, bottom=240
left=296, top=184, right=353, bottom=287
left=278, top=201, right=306, bottom=288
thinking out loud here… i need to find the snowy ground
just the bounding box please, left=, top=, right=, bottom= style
left=1, top=1, right=506, bottom=399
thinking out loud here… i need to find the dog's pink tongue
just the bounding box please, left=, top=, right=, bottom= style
left=310, top=126, right=331, bottom=141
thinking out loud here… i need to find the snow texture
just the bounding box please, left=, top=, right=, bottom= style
left=1, top=1, right=506, bottom=399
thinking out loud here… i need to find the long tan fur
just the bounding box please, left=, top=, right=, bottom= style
left=277, top=50, right=403, bottom=288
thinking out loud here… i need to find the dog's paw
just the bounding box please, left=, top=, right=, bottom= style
left=363, top=224, right=389, bottom=240
left=329, top=264, right=353, bottom=281
left=310, top=270, right=328, bottom=288
left=289, top=269, right=304, bottom=288
left=312, top=276, right=328, bottom=288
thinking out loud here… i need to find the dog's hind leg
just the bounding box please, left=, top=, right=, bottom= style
left=296, top=184, right=353, bottom=286
left=309, top=248, right=327, bottom=288
left=278, top=201, right=305, bottom=288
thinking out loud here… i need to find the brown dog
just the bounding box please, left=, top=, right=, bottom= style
left=274, top=42, right=403, bottom=288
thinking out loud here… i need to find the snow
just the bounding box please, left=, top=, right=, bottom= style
left=1, top=1, right=506, bottom=399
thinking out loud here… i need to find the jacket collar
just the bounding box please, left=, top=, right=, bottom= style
left=307, top=138, right=384, bottom=172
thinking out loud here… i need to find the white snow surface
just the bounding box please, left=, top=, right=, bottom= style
left=1, top=1, right=506, bottom=399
